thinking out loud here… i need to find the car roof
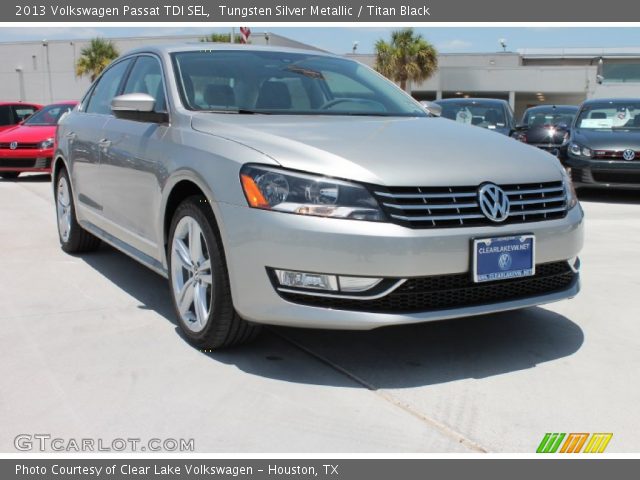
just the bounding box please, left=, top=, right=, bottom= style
left=581, top=98, right=640, bottom=105
left=525, top=104, right=578, bottom=110
left=0, top=101, right=42, bottom=107
left=435, top=98, right=508, bottom=105
left=120, top=43, right=338, bottom=59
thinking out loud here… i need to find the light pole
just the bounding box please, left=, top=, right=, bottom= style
left=15, top=67, right=25, bottom=101
left=43, top=40, right=53, bottom=102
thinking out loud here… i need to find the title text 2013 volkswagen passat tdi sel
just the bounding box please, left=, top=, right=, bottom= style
left=53, top=45, right=584, bottom=349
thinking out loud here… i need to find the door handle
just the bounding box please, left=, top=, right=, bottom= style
left=98, top=139, right=111, bottom=148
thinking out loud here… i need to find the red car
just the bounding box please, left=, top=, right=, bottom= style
left=0, top=102, right=76, bottom=179
left=0, top=102, right=42, bottom=133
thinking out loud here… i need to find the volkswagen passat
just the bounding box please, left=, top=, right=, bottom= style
left=53, top=45, right=584, bottom=349
left=567, top=98, right=640, bottom=189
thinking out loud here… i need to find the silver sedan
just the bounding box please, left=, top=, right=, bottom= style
left=53, top=44, right=584, bottom=349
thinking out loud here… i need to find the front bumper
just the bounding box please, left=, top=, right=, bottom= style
left=216, top=202, right=584, bottom=329
left=0, top=151, right=52, bottom=173
left=567, top=156, right=640, bottom=190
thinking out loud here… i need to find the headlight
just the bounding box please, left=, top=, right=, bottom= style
left=240, top=165, right=385, bottom=222
left=569, top=142, right=591, bottom=157
left=561, top=168, right=578, bottom=209
left=39, top=138, right=54, bottom=149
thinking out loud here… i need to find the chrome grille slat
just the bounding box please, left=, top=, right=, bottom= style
left=375, top=181, right=568, bottom=229
left=509, top=195, right=565, bottom=206
left=390, top=213, right=486, bottom=222
left=382, top=202, right=478, bottom=210
left=504, top=186, right=563, bottom=195
left=508, top=206, right=567, bottom=217
left=374, top=191, right=477, bottom=199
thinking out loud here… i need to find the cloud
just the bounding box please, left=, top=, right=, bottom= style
left=437, top=39, right=473, bottom=51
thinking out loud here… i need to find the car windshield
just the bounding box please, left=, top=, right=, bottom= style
left=522, top=108, right=577, bottom=127
left=24, top=103, right=75, bottom=126
left=439, top=102, right=507, bottom=129
left=575, top=102, right=640, bottom=130
left=171, top=50, right=426, bottom=117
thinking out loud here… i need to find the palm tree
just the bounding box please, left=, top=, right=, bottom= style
left=374, top=28, right=438, bottom=91
left=75, top=38, right=119, bottom=81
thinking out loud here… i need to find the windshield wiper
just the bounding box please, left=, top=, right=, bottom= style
left=201, top=109, right=270, bottom=115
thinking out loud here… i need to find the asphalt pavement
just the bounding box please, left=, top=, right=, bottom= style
left=1, top=174, right=639, bottom=453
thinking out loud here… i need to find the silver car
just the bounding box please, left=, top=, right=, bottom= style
left=53, top=45, right=584, bottom=349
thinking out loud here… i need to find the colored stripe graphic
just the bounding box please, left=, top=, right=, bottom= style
left=560, top=433, right=589, bottom=453
left=583, top=433, right=613, bottom=453
left=537, top=433, right=566, bottom=453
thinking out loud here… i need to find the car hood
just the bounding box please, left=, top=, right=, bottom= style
left=192, top=114, right=562, bottom=186
left=0, top=125, right=56, bottom=143
left=572, top=129, right=640, bottom=150
left=524, top=126, right=570, bottom=145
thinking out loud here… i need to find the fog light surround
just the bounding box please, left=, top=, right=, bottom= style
left=274, top=270, right=338, bottom=291
left=568, top=257, right=580, bottom=273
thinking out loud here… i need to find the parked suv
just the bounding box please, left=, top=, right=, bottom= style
left=53, top=45, right=584, bottom=349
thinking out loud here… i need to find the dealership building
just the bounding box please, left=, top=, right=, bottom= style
left=0, top=32, right=320, bottom=106
left=349, top=47, right=640, bottom=117
left=0, top=32, right=639, bottom=118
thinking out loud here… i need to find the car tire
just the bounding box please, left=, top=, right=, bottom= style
left=55, top=167, right=101, bottom=253
left=168, top=196, right=261, bottom=350
left=0, top=172, right=20, bottom=179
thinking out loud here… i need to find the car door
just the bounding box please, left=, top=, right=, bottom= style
left=63, top=58, right=132, bottom=224
left=99, top=54, right=170, bottom=260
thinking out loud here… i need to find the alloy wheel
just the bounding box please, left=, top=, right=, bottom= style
left=56, top=176, right=72, bottom=243
left=170, top=216, right=213, bottom=333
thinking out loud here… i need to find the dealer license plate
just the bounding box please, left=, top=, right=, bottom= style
left=473, top=235, right=535, bottom=283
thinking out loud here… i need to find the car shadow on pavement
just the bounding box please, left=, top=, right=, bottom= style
left=81, top=244, right=585, bottom=389
left=0, top=173, right=51, bottom=183
left=577, top=188, right=640, bottom=205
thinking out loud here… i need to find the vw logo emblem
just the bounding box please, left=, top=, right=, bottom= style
left=622, top=149, right=636, bottom=161
left=498, top=253, right=513, bottom=271
left=478, top=183, right=510, bottom=223
left=9, top=141, right=17, bottom=150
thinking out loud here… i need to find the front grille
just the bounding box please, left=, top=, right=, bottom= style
left=0, top=158, right=50, bottom=168
left=279, top=261, right=575, bottom=313
left=373, top=181, right=567, bottom=229
left=0, top=142, right=39, bottom=149
left=593, top=150, right=639, bottom=160
left=592, top=171, right=640, bottom=184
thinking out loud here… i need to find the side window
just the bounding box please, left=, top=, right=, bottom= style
left=12, top=106, right=37, bottom=122
left=123, top=56, right=167, bottom=112
left=85, top=59, right=132, bottom=115
left=0, top=106, right=13, bottom=125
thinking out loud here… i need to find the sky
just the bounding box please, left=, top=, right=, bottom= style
left=1, top=26, right=640, bottom=54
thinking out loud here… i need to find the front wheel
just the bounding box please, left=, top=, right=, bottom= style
left=168, top=196, right=260, bottom=349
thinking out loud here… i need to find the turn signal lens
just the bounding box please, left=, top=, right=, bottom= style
left=240, top=174, right=269, bottom=208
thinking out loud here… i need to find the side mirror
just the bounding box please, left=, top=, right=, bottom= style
left=420, top=101, right=442, bottom=117
left=111, top=93, right=168, bottom=123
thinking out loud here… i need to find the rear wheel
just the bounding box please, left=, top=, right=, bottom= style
left=0, top=172, right=19, bottom=179
left=168, top=196, right=260, bottom=349
left=55, top=168, right=101, bottom=253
